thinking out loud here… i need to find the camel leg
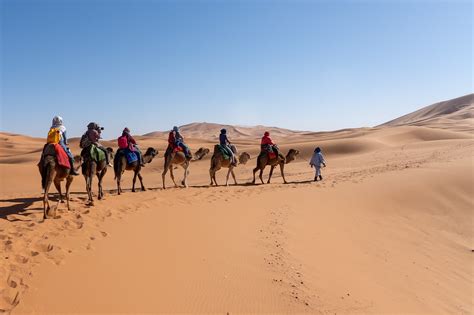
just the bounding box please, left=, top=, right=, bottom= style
left=162, top=169, right=167, bottom=189
left=132, top=170, right=138, bottom=192
left=231, top=168, right=237, bottom=185
left=209, top=169, right=215, bottom=186
left=259, top=167, right=265, bottom=184
left=267, top=165, right=275, bottom=184
left=65, top=175, right=73, bottom=211
left=86, top=175, right=93, bottom=206
left=97, top=174, right=102, bottom=200
left=182, top=164, right=189, bottom=188
left=138, top=172, right=146, bottom=191
left=280, top=162, right=287, bottom=184
left=116, top=171, right=121, bottom=195
left=213, top=171, right=218, bottom=186
left=43, top=179, right=53, bottom=219
left=98, top=169, right=106, bottom=200
left=54, top=178, right=63, bottom=203
left=87, top=162, right=96, bottom=205
left=169, top=166, right=178, bottom=188
left=225, top=167, right=232, bottom=186
left=252, top=167, right=259, bottom=184
left=162, top=157, right=171, bottom=189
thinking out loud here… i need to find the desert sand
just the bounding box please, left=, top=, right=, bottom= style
left=1, top=94, right=473, bottom=314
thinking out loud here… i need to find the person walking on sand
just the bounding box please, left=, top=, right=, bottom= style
left=310, top=147, right=326, bottom=181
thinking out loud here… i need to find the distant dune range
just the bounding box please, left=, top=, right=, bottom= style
left=0, top=94, right=473, bottom=314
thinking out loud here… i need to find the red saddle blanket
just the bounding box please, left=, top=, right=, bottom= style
left=54, top=144, right=71, bottom=169
left=260, top=151, right=276, bottom=159
left=173, top=146, right=183, bottom=153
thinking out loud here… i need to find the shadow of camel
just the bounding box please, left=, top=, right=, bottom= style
left=0, top=197, right=43, bottom=219
left=286, top=179, right=316, bottom=185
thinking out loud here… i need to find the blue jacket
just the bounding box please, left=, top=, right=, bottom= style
left=219, top=133, right=229, bottom=146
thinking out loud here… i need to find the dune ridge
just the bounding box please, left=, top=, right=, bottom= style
left=379, top=93, right=474, bottom=131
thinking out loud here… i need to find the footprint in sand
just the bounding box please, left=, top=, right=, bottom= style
left=15, top=255, right=28, bottom=264
left=35, top=242, right=54, bottom=253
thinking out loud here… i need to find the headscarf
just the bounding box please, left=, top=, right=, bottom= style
left=51, top=116, right=63, bottom=128
left=173, top=126, right=179, bottom=132
left=123, top=127, right=130, bottom=136
left=220, top=128, right=227, bottom=134
left=264, top=131, right=270, bottom=137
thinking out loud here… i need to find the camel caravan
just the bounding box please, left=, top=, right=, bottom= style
left=38, top=117, right=302, bottom=219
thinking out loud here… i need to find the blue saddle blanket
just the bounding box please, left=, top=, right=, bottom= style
left=125, top=150, right=138, bottom=164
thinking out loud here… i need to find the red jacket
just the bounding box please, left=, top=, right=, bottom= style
left=261, top=135, right=274, bottom=145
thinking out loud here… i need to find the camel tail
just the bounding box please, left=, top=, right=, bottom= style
left=113, top=155, right=120, bottom=180
left=41, top=162, right=49, bottom=190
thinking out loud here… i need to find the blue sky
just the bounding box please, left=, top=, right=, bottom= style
left=1, top=0, right=472, bottom=138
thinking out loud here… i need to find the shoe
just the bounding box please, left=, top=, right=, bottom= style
left=314, top=177, right=317, bottom=182
left=319, top=175, right=323, bottom=180
left=108, top=163, right=113, bottom=167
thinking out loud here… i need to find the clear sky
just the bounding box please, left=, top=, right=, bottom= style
left=1, top=0, right=472, bottom=138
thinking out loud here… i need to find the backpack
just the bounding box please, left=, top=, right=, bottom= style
left=117, top=136, right=128, bottom=149
left=47, top=127, right=61, bottom=144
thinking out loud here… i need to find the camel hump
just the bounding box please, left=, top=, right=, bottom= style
left=42, top=143, right=57, bottom=157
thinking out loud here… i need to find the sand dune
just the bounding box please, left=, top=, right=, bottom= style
left=144, top=122, right=308, bottom=141
left=1, top=95, right=473, bottom=313
left=380, top=93, right=474, bottom=131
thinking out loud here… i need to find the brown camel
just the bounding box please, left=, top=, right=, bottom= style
left=81, top=146, right=114, bottom=205
left=252, top=149, right=299, bottom=184
left=162, top=147, right=209, bottom=189
left=114, top=147, right=158, bottom=194
left=38, top=144, right=83, bottom=219
left=209, top=144, right=251, bottom=186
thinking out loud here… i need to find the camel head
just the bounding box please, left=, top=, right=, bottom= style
left=285, top=149, right=299, bottom=164
left=73, top=155, right=83, bottom=168
left=106, top=147, right=115, bottom=161
left=143, top=147, right=158, bottom=164
left=194, top=147, right=210, bottom=160
left=238, top=152, right=251, bottom=165
left=144, top=147, right=158, bottom=158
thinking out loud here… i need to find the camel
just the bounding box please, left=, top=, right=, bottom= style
left=81, top=146, right=114, bottom=205
left=38, top=144, right=83, bottom=219
left=209, top=144, right=251, bottom=186
left=162, top=147, right=209, bottom=189
left=252, top=148, right=299, bottom=184
left=114, top=147, right=158, bottom=195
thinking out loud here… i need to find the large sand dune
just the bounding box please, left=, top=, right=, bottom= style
left=379, top=93, right=473, bottom=132
left=1, top=95, right=473, bottom=313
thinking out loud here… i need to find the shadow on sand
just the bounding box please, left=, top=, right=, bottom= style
left=0, top=197, right=43, bottom=220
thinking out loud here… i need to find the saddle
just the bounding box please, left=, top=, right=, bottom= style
left=216, top=144, right=231, bottom=160
left=116, top=148, right=138, bottom=164
left=81, top=144, right=106, bottom=163
left=41, top=143, right=70, bottom=169
left=259, top=150, right=277, bottom=160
